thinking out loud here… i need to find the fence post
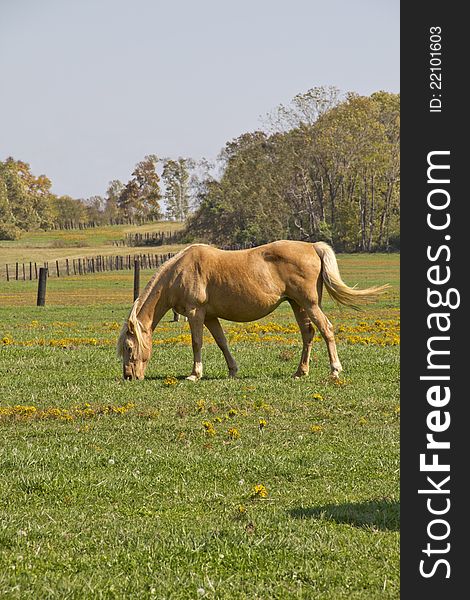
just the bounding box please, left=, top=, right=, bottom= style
left=6, top=264, right=9, bottom=282
left=133, top=259, right=140, bottom=301
left=56, top=260, right=60, bottom=277
left=37, top=267, right=48, bottom=306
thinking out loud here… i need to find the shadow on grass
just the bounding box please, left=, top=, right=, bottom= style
left=288, top=498, right=400, bottom=531
left=143, top=373, right=278, bottom=382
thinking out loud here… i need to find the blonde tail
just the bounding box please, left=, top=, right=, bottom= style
left=313, top=242, right=389, bottom=310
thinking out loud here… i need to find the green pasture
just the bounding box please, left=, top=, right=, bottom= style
left=0, top=252, right=400, bottom=599
left=0, top=222, right=184, bottom=266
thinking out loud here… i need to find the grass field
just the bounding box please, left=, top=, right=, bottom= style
left=0, top=250, right=399, bottom=599
left=0, top=222, right=184, bottom=267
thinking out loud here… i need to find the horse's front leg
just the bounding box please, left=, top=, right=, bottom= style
left=186, top=310, right=205, bottom=381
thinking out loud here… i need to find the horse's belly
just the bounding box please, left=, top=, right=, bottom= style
left=206, top=296, right=284, bottom=323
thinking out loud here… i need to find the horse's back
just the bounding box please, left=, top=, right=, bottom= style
left=175, top=241, right=321, bottom=287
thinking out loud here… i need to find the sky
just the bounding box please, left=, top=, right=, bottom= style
left=0, top=0, right=399, bottom=199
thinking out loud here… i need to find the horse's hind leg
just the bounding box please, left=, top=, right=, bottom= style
left=186, top=310, right=205, bottom=381
left=289, top=300, right=315, bottom=378
left=304, top=304, right=342, bottom=379
left=204, top=317, right=238, bottom=378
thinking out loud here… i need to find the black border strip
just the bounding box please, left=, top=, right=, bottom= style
left=401, top=3, right=466, bottom=597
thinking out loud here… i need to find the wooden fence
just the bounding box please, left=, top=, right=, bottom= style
left=3, top=253, right=175, bottom=282
left=50, top=218, right=172, bottom=230
left=124, top=230, right=182, bottom=247
left=3, top=242, right=256, bottom=282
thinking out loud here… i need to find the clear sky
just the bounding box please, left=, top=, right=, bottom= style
left=0, top=0, right=399, bottom=199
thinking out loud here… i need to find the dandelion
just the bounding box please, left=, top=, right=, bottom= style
left=358, top=416, right=368, bottom=425
left=163, top=376, right=178, bottom=387
left=258, top=418, right=267, bottom=431
left=311, top=393, right=323, bottom=401
left=251, top=484, right=268, bottom=499
left=227, top=427, right=240, bottom=440
left=196, top=399, right=206, bottom=412
left=228, top=408, right=238, bottom=418
left=310, top=424, right=323, bottom=433
left=202, top=420, right=216, bottom=436
left=214, top=416, right=222, bottom=423
left=238, top=504, right=247, bottom=514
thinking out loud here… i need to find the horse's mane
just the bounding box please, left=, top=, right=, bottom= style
left=116, top=245, right=204, bottom=359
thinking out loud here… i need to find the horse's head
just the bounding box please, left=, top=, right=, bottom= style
left=117, top=301, right=152, bottom=380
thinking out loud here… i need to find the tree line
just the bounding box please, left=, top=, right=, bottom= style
left=185, top=87, right=400, bottom=251
left=0, top=155, right=197, bottom=240
left=1, top=86, right=400, bottom=251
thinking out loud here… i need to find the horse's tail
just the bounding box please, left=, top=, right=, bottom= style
left=313, top=241, right=389, bottom=310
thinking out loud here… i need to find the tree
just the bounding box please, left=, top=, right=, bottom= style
left=50, top=195, right=87, bottom=227
left=84, top=196, right=106, bottom=224
left=186, top=132, right=290, bottom=245
left=185, top=89, right=400, bottom=251
left=117, top=179, right=140, bottom=221
left=0, top=157, right=55, bottom=231
left=263, top=85, right=342, bottom=132
left=162, top=158, right=193, bottom=221
left=104, top=179, right=124, bottom=223
left=118, top=155, right=162, bottom=221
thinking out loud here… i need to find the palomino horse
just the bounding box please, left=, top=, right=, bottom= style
left=117, top=241, right=388, bottom=381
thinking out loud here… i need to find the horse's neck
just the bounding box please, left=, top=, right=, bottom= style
left=138, top=274, right=170, bottom=332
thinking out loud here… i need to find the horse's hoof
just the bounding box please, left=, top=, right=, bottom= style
left=292, top=371, right=308, bottom=379
left=186, top=375, right=199, bottom=382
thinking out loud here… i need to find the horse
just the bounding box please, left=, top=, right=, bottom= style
left=117, top=241, right=388, bottom=381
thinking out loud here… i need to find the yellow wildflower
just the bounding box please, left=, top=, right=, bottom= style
left=227, top=427, right=240, bottom=440
left=251, top=484, right=268, bottom=499
left=202, top=420, right=216, bottom=436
